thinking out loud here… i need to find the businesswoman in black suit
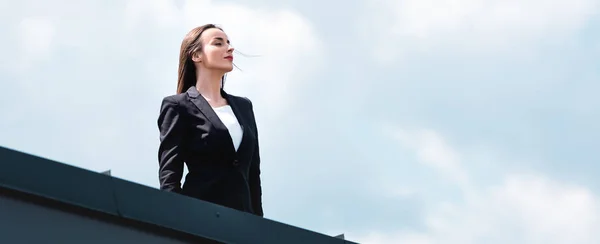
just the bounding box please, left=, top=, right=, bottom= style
left=157, top=24, right=263, bottom=217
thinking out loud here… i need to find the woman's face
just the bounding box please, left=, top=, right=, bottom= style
left=195, top=28, right=234, bottom=73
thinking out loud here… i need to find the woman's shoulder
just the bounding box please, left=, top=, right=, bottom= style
left=227, top=93, right=253, bottom=108
left=159, top=93, right=189, bottom=112
left=162, top=93, right=187, bottom=103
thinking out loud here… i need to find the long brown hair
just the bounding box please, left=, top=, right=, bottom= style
left=176, top=24, right=223, bottom=94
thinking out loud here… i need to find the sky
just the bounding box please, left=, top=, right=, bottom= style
left=1, top=0, right=599, bottom=243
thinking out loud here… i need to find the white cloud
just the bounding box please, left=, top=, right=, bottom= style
left=383, top=124, right=469, bottom=187
left=361, top=0, right=599, bottom=58
left=419, top=174, right=600, bottom=244
left=357, top=231, right=433, bottom=244
left=358, top=125, right=600, bottom=244
left=391, top=0, right=595, bottom=38
left=17, top=17, right=56, bottom=70
left=124, top=0, right=180, bottom=29
left=497, top=175, right=599, bottom=242
left=359, top=175, right=600, bottom=244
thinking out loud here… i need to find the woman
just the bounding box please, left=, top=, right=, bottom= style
left=157, top=24, right=263, bottom=217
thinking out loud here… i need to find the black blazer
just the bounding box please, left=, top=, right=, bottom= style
left=157, top=86, right=263, bottom=217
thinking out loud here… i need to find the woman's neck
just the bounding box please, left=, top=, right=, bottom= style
left=195, top=69, right=226, bottom=105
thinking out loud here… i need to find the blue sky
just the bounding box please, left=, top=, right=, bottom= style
left=1, top=0, right=600, bottom=243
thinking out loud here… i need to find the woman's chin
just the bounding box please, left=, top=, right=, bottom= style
left=221, top=65, right=234, bottom=73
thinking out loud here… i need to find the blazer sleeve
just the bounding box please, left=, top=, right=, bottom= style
left=248, top=99, right=264, bottom=217
left=157, top=96, right=186, bottom=193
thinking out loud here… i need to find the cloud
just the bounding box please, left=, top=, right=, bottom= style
left=382, top=124, right=469, bottom=187
left=17, top=17, right=56, bottom=70
left=355, top=124, right=600, bottom=244
left=358, top=175, right=600, bottom=244
left=359, top=0, right=599, bottom=58
left=496, top=175, right=599, bottom=242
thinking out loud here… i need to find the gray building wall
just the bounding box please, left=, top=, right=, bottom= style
left=0, top=192, right=198, bottom=244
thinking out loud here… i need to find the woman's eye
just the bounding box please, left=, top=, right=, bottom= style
left=215, top=43, right=222, bottom=46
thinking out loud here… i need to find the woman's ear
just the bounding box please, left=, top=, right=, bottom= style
left=191, top=51, right=202, bottom=63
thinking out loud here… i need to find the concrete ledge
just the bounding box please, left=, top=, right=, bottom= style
left=0, top=146, right=358, bottom=244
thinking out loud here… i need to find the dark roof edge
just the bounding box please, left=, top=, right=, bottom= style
left=0, top=146, right=359, bottom=244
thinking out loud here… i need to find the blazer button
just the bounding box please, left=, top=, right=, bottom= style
left=232, top=159, right=240, bottom=166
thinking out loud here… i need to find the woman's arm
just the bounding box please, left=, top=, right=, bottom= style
left=157, top=96, right=186, bottom=193
left=248, top=99, right=264, bottom=217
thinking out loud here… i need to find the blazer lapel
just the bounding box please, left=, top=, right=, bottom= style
left=186, top=86, right=229, bottom=133
left=222, top=89, right=246, bottom=129
left=222, top=89, right=253, bottom=156
left=186, top=86, right=254, bottom=156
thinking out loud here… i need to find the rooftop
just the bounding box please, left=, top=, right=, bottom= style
left=0, top=146, right=359, bottom=244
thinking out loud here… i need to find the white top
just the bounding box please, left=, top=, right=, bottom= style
left=213, top=105, right=243, bottom=151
